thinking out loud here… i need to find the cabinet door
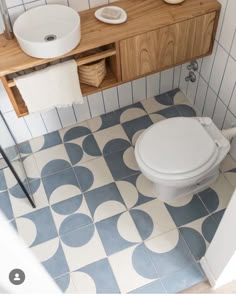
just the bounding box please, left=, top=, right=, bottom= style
left=120, top=12, right=216, bottom=81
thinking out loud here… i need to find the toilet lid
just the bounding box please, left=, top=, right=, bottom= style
left=137, top=117, right=218, bottom=175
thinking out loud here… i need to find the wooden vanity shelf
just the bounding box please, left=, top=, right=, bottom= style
left=0, top=0, right=221, bottom=117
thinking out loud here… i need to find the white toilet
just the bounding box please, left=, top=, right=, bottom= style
left=135, top=117, right=231, bottom=202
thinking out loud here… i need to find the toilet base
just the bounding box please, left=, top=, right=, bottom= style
left=152, top=169, right=220, bottom=203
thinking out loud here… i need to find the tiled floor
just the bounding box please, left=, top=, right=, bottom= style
left=0, top=89, right=235, bottom=294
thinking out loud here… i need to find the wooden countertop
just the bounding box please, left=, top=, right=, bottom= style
left=0, top=0, right=220, bottom=76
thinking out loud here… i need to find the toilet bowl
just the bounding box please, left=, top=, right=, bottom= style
left=135, top=117, right=231, bottom=202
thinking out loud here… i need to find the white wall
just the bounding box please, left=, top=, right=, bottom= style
left=0, top=0, right=181, bottom=143
left=179, top=0, right=236, bottom=160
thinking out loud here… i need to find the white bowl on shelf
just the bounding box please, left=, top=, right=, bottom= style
left=13, top=5, right=81, bottom=59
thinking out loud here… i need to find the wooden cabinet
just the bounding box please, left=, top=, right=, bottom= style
left=0, top=0, right=220, bottom=117
left=120, top=12, right=216, bottom=81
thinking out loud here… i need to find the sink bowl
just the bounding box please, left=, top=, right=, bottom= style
left=13, top=5, right=81, bottom=59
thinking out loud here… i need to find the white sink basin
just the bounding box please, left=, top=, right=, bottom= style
left=13, top=5, right=81, bottom=59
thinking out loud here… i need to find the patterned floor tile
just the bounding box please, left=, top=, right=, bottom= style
left=161, top=262, right=205, bottom=293
left=165, top=194, right=209, bottom=227
left=0, top=191, right=14, bottom=220
left=84, top=183, right=126, bottom=222
left=131, top=199, right=176, bottom=241
left=3, top=161, right=28, bottom=189
left=65, top=134, right=101, bottom=166
left=0, top=170, right=7, bottom=192
left=34, top=144, right=71, bottom=177
left=198, top=174, right=234, bottom=214
left=74, top=157, right=113, bottom=192
left=116, top=173, right=156, bottom=208
left=93, top=124, right=131, bottom=156
left=129, top=279, right=165, bottom=294
left=22, top=154, right=40, bottom=182
left=61, top=224, right=106, bottom=271
left=60, top=121, right=91, bottom=142
left=87, top=111, right=120, bottom=133
left=30, top=131, right=62, bottom=153
left=221, top=154, right=236, bottom=187
left=31, top=237, right=69, bottom=279
left=54, top=273, right=77, bottom=293
left=109, top=244, right=158, bottom=293
left=104, top=147, right=139, bottom=181
left=15, top=206, right=58, bottom=247
left=122, top=115, right=153, bottom=145
left=42, top=168, right=81, bottom=204
left=18, top=140, right=32, bottom=157
left=144, top=229, right=195, bottom=278
left=175, top=104, right=196, bottom=117
left=71, top=258, right=120, bottom=293
left=96, top=212, right=142, bottom=256
left=9, top=178, right=48, bottom=218
left=115, top=102, right=147, bottom=124
left=51, top=195, right=93, bottom=235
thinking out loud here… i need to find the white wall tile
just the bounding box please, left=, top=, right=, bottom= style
left=219, top=56, right=236, bottom=106
left=25, top=0, right=46, bottom=10
left=186, top=71, right=200, bottom=105
left=228, top=84, right=236, bottom=116
left=57, top=106, right=76, bottom=128
left=215, top=0, right=228, bottom=41
left=132, top=78, right=146, bottom=103
left=230, top=33, right=236, bottom=60
left=179, top=63, right=189, bottom=95
left=209, top=45, right=228, bottom=93
left=202, top=87, right=217, bottom=118
left=213, top=98, right=227, bottom=129
left=219, top=0, right=236, bottom=52
left=3, top=111, right=32, bottom=143
left=102, top=87, right=119, bottom=112
left=40, top=108, right=62, bottom=132
left=87, top=92, right=105, bottom=117
left=89, top=0, right=108, bottom=8
left=24, top=113, right=47, bottom=138
left=146, top=73, right=160, bottom=98
left=200, top=41, right=217, bottom=82
left=194, top=77, right=208, bottom=116
left=46, top=0, right=68, bottom=5
left=160, top=68, right=174, bottom=94
left=6, top=0, right=23, bottom=8
left=223, top=110, right=236, bottom=129
left=73, top=97, right=91, bottom=122
left=68, top=0, right=89, bottom=11
left=8, top=5, right=25, bottom=25
left=173, top=65, right=181, bottom=89
left=117, top=82, right=133, bottom=108
left=0, top=81, right=14, bottom=113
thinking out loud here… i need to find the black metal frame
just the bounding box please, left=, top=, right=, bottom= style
left=0, top=146, right=36, bottom=208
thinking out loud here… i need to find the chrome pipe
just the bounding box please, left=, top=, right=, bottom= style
left=0, top=0, right=14, bottom=40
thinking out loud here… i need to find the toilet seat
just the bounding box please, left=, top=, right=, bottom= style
left=136, top=117, right=220, bottom=181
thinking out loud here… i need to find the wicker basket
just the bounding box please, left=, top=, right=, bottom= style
left=79, top=59, right=107, bottom=87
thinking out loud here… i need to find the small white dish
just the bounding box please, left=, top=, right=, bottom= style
left=95, top=6, right=127, bottom=25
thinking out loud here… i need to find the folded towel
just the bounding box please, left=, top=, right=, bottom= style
left=14, top=60, right=84, bottom=113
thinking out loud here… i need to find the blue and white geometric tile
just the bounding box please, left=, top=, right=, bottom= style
left=122, top=116, right=153, bottom=145
left=115, top=102, right=147, bottom=124
left=131, top=199, right=176, bottom=241
left=84, top=183, right=126, bottom=222
left=42, top=168, right=81, bottom=204
left=30, top=131, right=62, bottom=153
left=64, top=134, right=101, bottom=166
left=3, top=161, right=27, bottom=189
left=59, top=121, right=91, bottom=142
left=51, top=195, right=93, bottom=235
left=34, top=144, right=71, bottom=177
left=96, top=212, right=142, bottom=256
left=108, top=244, right=158, bottom=293
left=22, top=154, right=40, bottom=182
left=9, top=179, right=48, bottom=218
left=93, top=124, right=131, bottom=156
left=198, top=174, right=234, bottom=214
left=104, top=147, right=139, bottom=181
left=74, top=157, right=113, bottom=192
left=17, top=140, right=32, bottom=157
left=15, top=206, right=58, bottom=247
left=71, top=258, right=120, bottom=293
left=175, top=104, right=196, bottom=117
left=116, top=173, right=156, bottom=208
left=87, top=112, right=120, bottom=133
left=0, top=170, right=7, bottom=192
left=161, top=262, right=205, bottom=293
left=0, top=191, right=14, bottom=221
left=54, top=273, right=77, bottom=293
left=165, top=194, right=209, bottom=227
left=144, top=229, right=195, bottom=278
left=129, top=279, right=166, bottom=294
left=31, top=237, right=69, bottom=279
left=60, top=224, right=106, bottom=271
